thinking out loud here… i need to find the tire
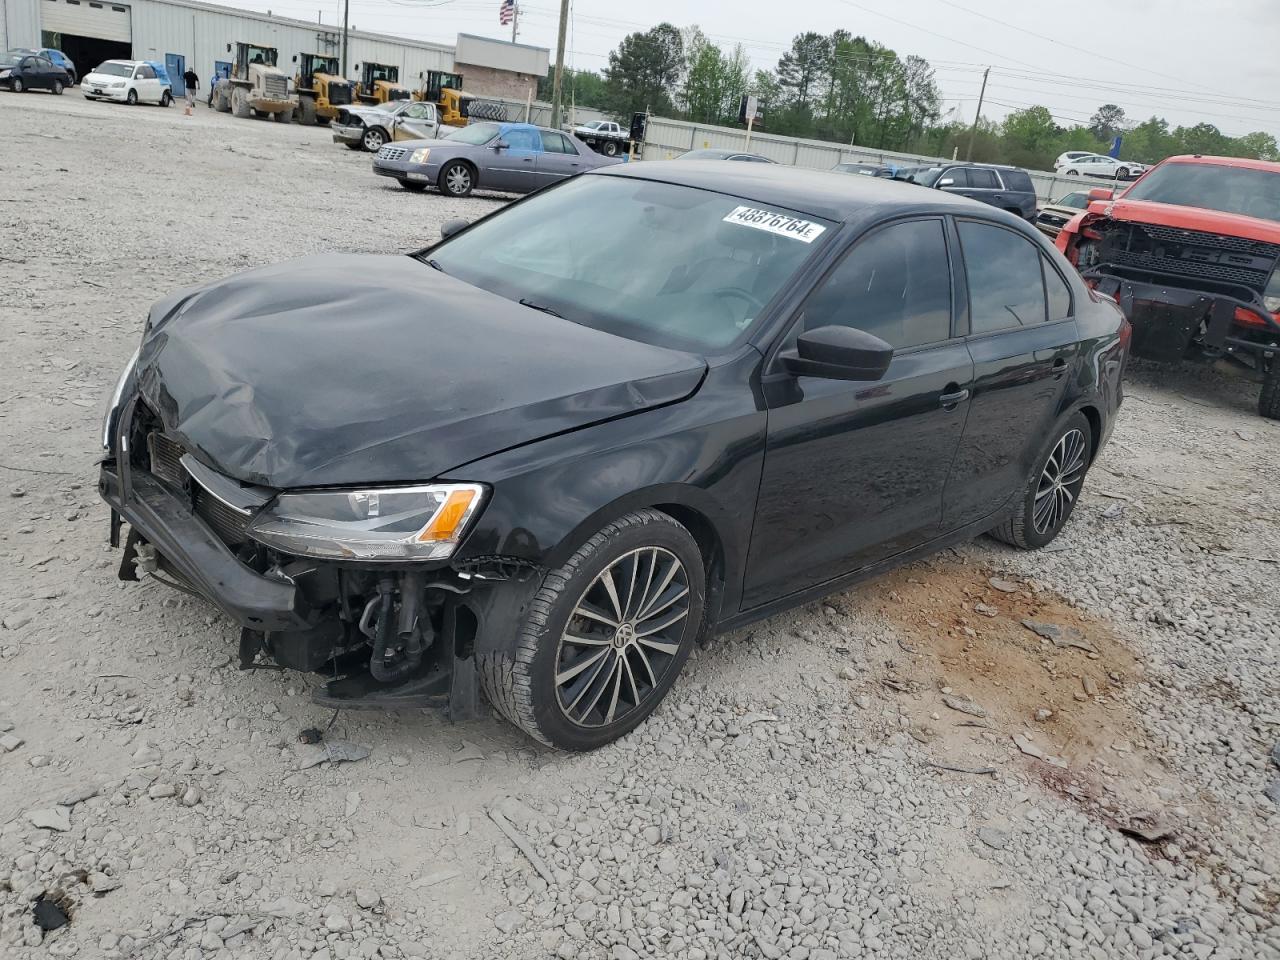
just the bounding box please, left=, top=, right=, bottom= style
left=478, top=509, right=706, bottom=750
left=438, top=160, right=474, bottom=197
left=990, top=412, right=1092, bottom=550
left=399, top=179, right=428, bottom=191
left=361, top=126, right=387, bottom=151
left=1066, top=169, right=1078, bottom=176
left=1259, top=360, right=1280, bottom=420
left=297, top=96, right=317, bottom=125
left=11, top=78, right=23, bottom=93
left=160, top=90, right=171, bottom=107
left=1117, top=167, right=1129, bottom=179
left=603, top=140, right=619, bottom=157
left=52, top=80, right=63, bottom=95
left=126, top=88, right=137, bottom=105
left=273, top=107, right=291, bottom=124
left=231, top=87, right=250, bottom=119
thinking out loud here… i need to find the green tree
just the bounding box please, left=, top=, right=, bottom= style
left=1001, top=106, right=1058, bottom=168
left=603, top=23, right=684, bottom=117
left=681, top=37, right=750, bottom=124
left=776, top=32, right=831, bottom=115
left=1233, top=131, right=1280, bottom=161
left=538, top=68, right=608, bottom=110
left=1175, top=122, right=1230, bottom=156
left=1088, top=103, right=1126, bottom=142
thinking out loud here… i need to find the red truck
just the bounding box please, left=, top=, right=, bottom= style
left=1056, top=155, right=1280, bottom=419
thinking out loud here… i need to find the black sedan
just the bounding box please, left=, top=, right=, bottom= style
left=99, top=162, right=1128, bottom=750
left=679, top=148, right=775, bottom=163
left=0, top=50, right=72, bottom=93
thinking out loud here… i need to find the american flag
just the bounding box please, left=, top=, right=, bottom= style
left=499, top=0, right=515, bottom=25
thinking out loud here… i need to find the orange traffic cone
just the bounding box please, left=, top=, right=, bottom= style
left=184, top=104, right=192, bottom=116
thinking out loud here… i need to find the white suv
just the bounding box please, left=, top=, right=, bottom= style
left=83, top=60, right=172, bottom=106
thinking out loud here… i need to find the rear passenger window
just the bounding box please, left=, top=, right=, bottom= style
left=1044, top=258, right=1073, bottom=320
left=967, top=169, right=1000, bottom=189
left=542, top=131, right=577, bottom=154
left=957, top=221, right=1047, bottom=332
left=803, top=219, right=952, bottom=350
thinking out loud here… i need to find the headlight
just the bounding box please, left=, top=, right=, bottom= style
left=1264, top=267, right=1280, bottom=314
left=110, top=81, right=125, bottom=88
left=102, top=348, right=140, bottom=450
left=0, top=70, right=10, bottom=79
left=410, top=147, right=431, bottom=164
left=247, top=483, right=486, bottom=561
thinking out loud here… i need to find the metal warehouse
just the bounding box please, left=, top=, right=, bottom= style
left=0, top=0, right=547, bottom=98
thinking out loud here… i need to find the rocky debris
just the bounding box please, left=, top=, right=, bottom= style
left=88, top=871, right=121, bottom=894
left=0, top=733, right=23, bottom=752
left=977, top=826, right=1009, bottom=850
left=1011, top=732, right=1068, bottom=769
left=1021, top=618, right=1097, bottom=652
left=26, top=806, right=71, bottom=832
left=988, top=576, right=1021, bottom=593
left=56, top=784, right=99, bottom=807
left=354, top=888, right=381, bottom=910
left=294, top=738, right=371, bottom=769
left=942, top=694, right=987, bottom=718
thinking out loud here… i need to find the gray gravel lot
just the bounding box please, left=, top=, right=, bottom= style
left=0, top=91, right=1278, bottom=960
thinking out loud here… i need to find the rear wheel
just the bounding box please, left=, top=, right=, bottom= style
left=479, top=510, right=705, bottom=750
left=603, top=140, right=619, bottom=157
left=439, top=160, right=474, bottom=197
left=126, top=88, right=137, bottom=105
left=52, top=80, right=64, bottom=95
left=1260, top=360, right=1280, bottom=420
left=990, top=412, right=1092, bottom=550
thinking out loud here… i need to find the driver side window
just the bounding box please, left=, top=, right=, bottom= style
left=801, top=219, right=953, bottom=350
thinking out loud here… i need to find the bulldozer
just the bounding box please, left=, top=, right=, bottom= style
left=293, top=52, right=352, bottom=125
left=355, top=62, right=411, bottom=105
left=414, top=69, right=506, bottom=127
left=211, top=42, right=294, bottom=122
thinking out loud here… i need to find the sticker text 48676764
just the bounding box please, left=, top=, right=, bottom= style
left=722, top=206, right=828, bottom=243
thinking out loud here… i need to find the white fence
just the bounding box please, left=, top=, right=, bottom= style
left=641, top=116, right=1107, bottom=203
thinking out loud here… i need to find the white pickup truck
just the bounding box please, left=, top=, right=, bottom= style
left=572, top=119, right=634, bottom=157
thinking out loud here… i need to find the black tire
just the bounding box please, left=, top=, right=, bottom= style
left=127, top=88, right=137, bottom=105
left=399, top=179, right=428, bottom=191
left=990, top=411, right=1093, bottom=550
left=361, top=126, right=387, bottom=151
left=297, top=96, right=317, bottom=126
left=1260, top=360, right=1280, bottom=420
left=11, top=78, right=24, bottom=93
left=160, top=90, right=171, bottom=107
left=273, top=107, right=291, bottom=124
left=52, top=80, right=64, bottom=95
left=1117, top=167, right=1129, bottom=179
left=231, top=87, right=250, bottom=119
left=1066, top=169, right=1078, bottom=176
left=603, top=140, right=619, bottom=157
left=478, top=509, right=706, bottom=751
left=438, top=160, right=474, bottom=197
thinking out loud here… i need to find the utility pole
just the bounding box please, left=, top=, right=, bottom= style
left=549, top=0, right=569, bottom=129
left=511, top=0, right=518, bottom=43
left=965, top=66, right=989, bottom=161
left=341, top=0, right=349, bottom=78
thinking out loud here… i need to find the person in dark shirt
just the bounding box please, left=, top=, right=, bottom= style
left=182, top=68, right=198, bottom=109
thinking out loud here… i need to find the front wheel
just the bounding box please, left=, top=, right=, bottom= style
left=126, top=88, right=137, bottom=105
left=11, top=78, right=24, bottom=93
left=479, top=510, right=706, bottom=750
left=361, top=126, right=386, bottom=151
left=438, top=160, right=474, bottom=197
left=990, top=412, right=1092, bottom=550
left=160, top=90, right=171, bottom=107
left=1066, top=169, right=1079, bottom=176
left=1117, top=167, right=1129, bottom=179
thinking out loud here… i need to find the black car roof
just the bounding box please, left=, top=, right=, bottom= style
left=595, top=159, right=1017, bottom=226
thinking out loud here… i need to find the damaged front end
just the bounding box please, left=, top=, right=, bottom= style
left=99, top=397, right=543, bottom=718
left=1057, top=210, right=1280, bottom=368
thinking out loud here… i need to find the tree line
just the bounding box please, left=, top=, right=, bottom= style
left=538, top=23, right=1279, bottom=169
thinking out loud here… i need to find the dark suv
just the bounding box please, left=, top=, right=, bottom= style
left=900, top=163, right=1038, bottom=220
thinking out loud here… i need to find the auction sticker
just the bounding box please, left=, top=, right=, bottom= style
left=722, top=206, right=826, bottom=243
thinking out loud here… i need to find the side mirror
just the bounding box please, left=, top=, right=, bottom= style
left=1087, top=187, right=1114, bottom=203
left=440, top=218, right=469, bottom=240
left=937, top=177, right=955, bottom=187
left=493, top=139, right=509, bottom=151
left=780, top=325, right=894, bottom=381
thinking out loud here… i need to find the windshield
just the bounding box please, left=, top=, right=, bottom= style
left=246, top=45, right=276, bottom=66
left=425, top=175, right=835, bottom=352
left=0, top=53, right=19, bottom=67
left=442, top=122, right=501, bottom=145
left=1123, top=161, right=1280, bottom=222
left=93, top=62, right=133, bottom=77
left=581, top=120, right=604, bottom=130
left=1056, top=192, right=1088, bottom=209
left=898, top=166, right=943, bottom=186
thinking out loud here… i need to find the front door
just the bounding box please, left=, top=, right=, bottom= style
left=167, top=54, right=185, bottom=96
left=743, top=217, right=974, bottom=609
left=392, top=101, right=437, bottom=140
left=487, top=127, right=542, bottom=192
left=943, top=219, right=1081, bottom=529
left=534, top=130, right=584, bottom=187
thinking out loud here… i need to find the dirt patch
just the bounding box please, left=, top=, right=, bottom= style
left=842, top=556, right=1174, bottom=814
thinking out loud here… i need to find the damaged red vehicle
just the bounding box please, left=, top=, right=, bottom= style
left=1056, top=155, right=1280, bottom=418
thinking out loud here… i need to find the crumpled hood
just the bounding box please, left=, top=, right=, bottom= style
left=137, top=254, right=706, bottom=489
left=1092, top=197, right=1280, bottom=247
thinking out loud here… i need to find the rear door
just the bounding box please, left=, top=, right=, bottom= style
left=942, top=219, right=1081, bottom=529
left=488, top=127, right=542, bottom=191
left=535, top=130, right=584, bottom=185
left=743, top=217, right=974, bottom=608
left=961, top=167, right=1006, bottom=209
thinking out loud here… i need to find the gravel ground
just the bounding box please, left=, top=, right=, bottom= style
left=1, top=91, right=1278, bottom=960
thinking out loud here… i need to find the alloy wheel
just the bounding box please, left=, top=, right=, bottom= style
left=446, top=165, right=471, bottom=194
left=1033, top=428, right=1087, bottom=535
left=363, top=128, right=385, bottom=151
left=554, top=547, right=691, bottom=728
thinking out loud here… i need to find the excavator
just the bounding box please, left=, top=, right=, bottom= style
left=355, top=62, right=411, bottom=105
left=211, top=42, right=293, bottom=122
left=293, top=52, right=352, bottom=125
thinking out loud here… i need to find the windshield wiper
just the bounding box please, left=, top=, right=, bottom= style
left=519, top=298, right=564, bottom=319
left=423, top=257, right=445, bottom=272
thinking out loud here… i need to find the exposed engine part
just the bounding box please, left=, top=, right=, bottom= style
left=367, top=573, right=432, bottom=683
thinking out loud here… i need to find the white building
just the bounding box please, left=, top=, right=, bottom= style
left=0, top=0, right=547, bottom=98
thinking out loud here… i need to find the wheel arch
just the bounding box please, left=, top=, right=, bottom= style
left=442, top=156, right=479, bottom=187
left=1077, top=402, right=1103, bottom=462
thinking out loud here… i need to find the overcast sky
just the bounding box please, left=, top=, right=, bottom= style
left=244, top=0, right=1279, bottom=137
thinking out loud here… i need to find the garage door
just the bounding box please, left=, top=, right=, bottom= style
left=42, top=0, right=132, bottom=43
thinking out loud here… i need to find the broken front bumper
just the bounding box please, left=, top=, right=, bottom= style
left=1084, top=273, right=1280, bottom=363
left=331, top=123, right=364, bottom=144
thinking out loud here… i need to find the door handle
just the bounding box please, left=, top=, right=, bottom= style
left=522, top=157, right=534, bottom=163
left=940, top=387, right=970, bottom=408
